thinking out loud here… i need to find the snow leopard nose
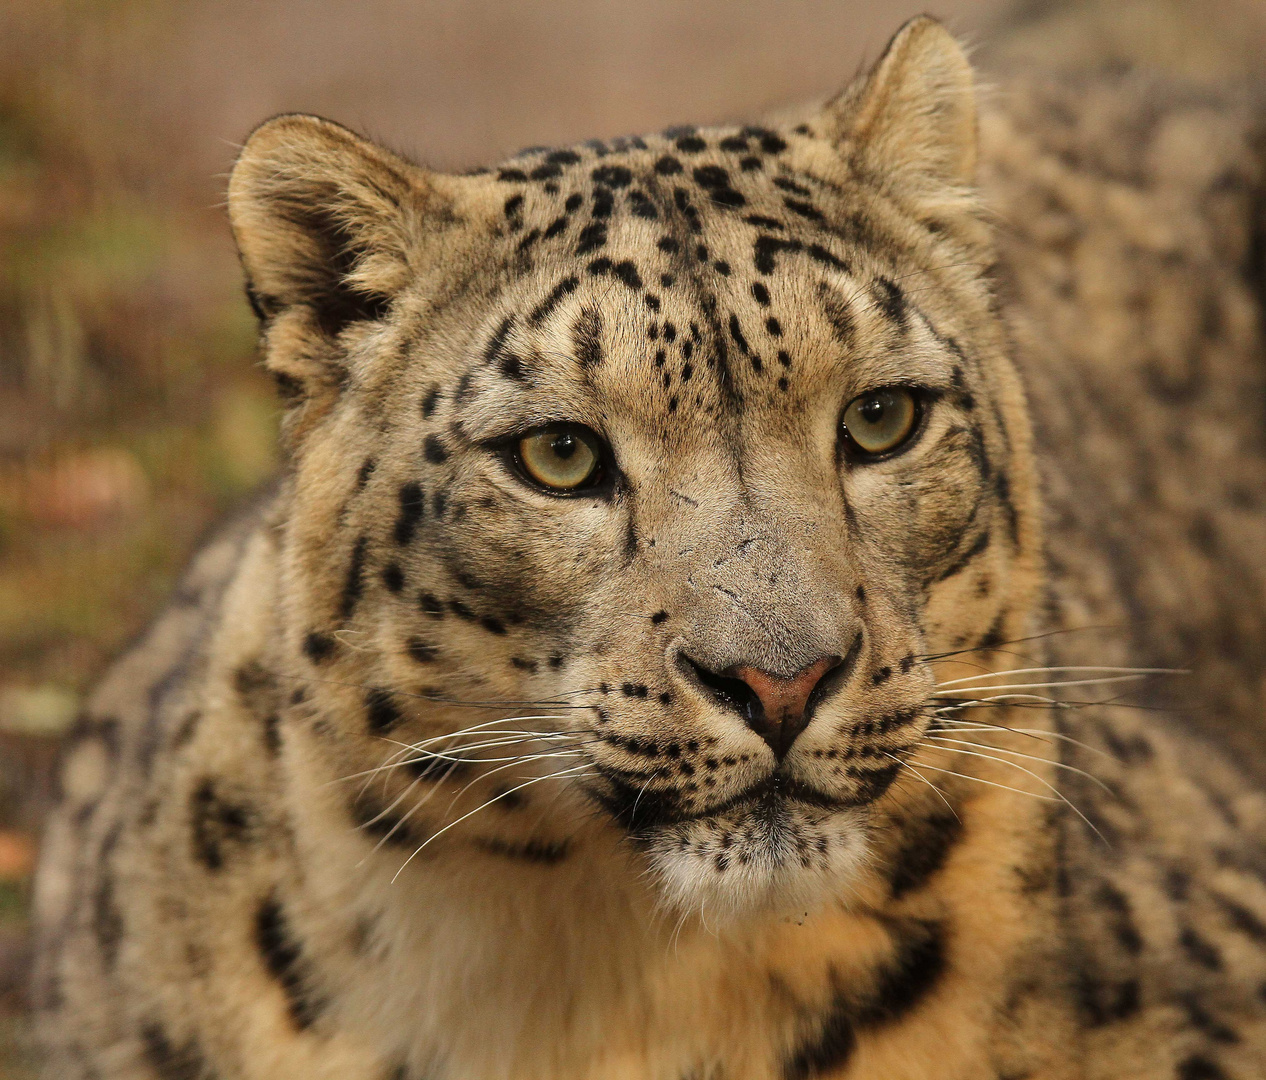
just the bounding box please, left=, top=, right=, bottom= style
left=725, top=657, right=838, bottom=757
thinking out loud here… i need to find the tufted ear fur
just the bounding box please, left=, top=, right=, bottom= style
left=816, top=16, right=977, bottom=194
left=227, top=115, right=459, bottom=434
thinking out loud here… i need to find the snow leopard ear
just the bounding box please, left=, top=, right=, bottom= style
left=227, top=115, right=476, bottom=438
left=228, top=114, right=447, bottom=338
left=816, top=15, right=977, bottom=191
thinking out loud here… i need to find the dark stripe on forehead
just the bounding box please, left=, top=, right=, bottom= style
left=817, top=282, right=855, bottom=346
left=529, top=276, right=579, bottom=326
left=572, top=304, right=604, bottom=369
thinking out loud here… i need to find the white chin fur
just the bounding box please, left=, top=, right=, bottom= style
left=644, top=801, right=872, bottom=924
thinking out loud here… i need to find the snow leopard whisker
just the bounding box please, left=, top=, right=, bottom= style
left=935, top=665, right=1183, bottom=689
left=930, top=719, right=1111, bottom=757
left=884, top=754, right=960, bottom=821
left=924, top=735, right=1113, bottom=793
left=932, top=674, right=1162, bottom=695
left=914, top=623, right=1128, bottom=663
left=911, top=744, right=1108, bottom=845
left=272, top=670, right=602, bottom=709
left=365, top=750, right=590, bottom=857
left=391, top=763, right=597, bottom=882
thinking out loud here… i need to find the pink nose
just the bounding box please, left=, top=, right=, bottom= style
left=726, top=656, right=837, bottom=758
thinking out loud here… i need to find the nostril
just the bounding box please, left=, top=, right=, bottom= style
left=678, top=654, right=764, bottom=726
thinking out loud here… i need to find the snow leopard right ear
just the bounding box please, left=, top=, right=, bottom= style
left=815, top=15, right=978, bottom=195
left=228, top=115, right=474, bottom=429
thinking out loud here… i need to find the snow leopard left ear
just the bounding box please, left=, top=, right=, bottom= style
left=815, top=15, right=977, bottom=191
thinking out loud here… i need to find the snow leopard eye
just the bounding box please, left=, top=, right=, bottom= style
left=514, top=425, right=605, bottom=493
left=840, top=387, right=922, bottom=458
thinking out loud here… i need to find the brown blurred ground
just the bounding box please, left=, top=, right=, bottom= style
left=1, top=0, right=1263, bottom=1075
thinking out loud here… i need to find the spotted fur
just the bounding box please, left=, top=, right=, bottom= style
left=32, top=16, right=1266, bottom=1080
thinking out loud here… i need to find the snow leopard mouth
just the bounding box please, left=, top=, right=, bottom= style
left=594, top=766, right=890, bottom=836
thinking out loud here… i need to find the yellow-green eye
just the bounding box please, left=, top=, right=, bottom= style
left=841, top=388, right=920, bottom=457
left=517, top=426, right=604, bottom=492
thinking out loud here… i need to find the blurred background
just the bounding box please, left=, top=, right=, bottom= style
left=1, top=0, right=1264, bottom=1074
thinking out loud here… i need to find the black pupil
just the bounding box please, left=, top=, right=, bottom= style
left=551, top=433, right=578, bottom=460
left=859, top=397, right=886, bottom=423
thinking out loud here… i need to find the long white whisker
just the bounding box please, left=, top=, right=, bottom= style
left=930, top=720, right=1112, bottom=758
left=884, top=754, right=959, bottom=822
left=925, top=735, right=1113, bottom=793
left=901, top=758, right=1060, bottom=801
left=391, top=764, right=594, bottom=882
left=935, top=666, right=1183, bottom=689
left=916, top=744, right=1107, bottom=845
left=934, top=675, right=1156, bottom=694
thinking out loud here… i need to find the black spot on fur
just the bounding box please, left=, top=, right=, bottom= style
left=751, top=282, right=771, bottom=306
left=1177, top=1057, right=1229, bottom=1080
left=190, top=779, right=253, bottom=872
left=1076, top=969, right=1140, bottom=1026
left=339, top=535, right=368, bottom=620
left=613, top=261, right=643, bottom=290
left=406, top=638, right=437, bottom=664
left=542, top=215, right=568, bottom=240
left=888, top=812, right=962, bottom=898
left=503, top=193, right=523, bottom=218
left=529, top=276, right=580, bottom=325
left=394, top=481, right=425, bottom=546
left=1096, top=881, right=1144, bottom=954
left=806, top=244, right=848, bottom=272
left=421, top=385, right=441, bottom=417
left=354, top=457, right=376, bottom=490
left=141, top=1023, right=213, bottom=1080
left=675, top=135, right=706, bottom=153
left=350, top=792, right=417, bottom=849
left=783, top=198, right=822, bottom=221
left=483, top=314, right=516, bottom=368
left=772, top=176, right=810, bottom=196
left=572, top=304, right=604, bottom=369
left=754, top=235, right=803, bottom=274
left=629, top=190, right=658, bottom=219
left=303, top=631, right=335, bottom=663
left=365, top=688, right=402, bottom=734
left=255, top=894, right=324, bottom=1030
left=784, top=1000, right=855, bottom=1080
left=379, top=559, right=405, bottom=595
left=419, top=592, right=444, bottom=618
left=1181, top=927, right=1223, bottom=970
left=657, top=236, right=680, bottom=253
left=856, top=919, right=946, bottom=1026
left=479, top=837, right=570, bottom=864
left=1212, top=892, right=1266, bottom=944
left=592, top=187, right=614, bottom=218
left=936, top=530, right=991, bottom=583
left=424, top=435, right=449, bottom=464
left=872, top=277, right=907, bottom=326
left=576, top=222, right=608, bottom=254
left=591, top=164, right=632, bottom=188
left=728, top=313, right=750, bottom=355
left=92, top=833, right=123, bottom=968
